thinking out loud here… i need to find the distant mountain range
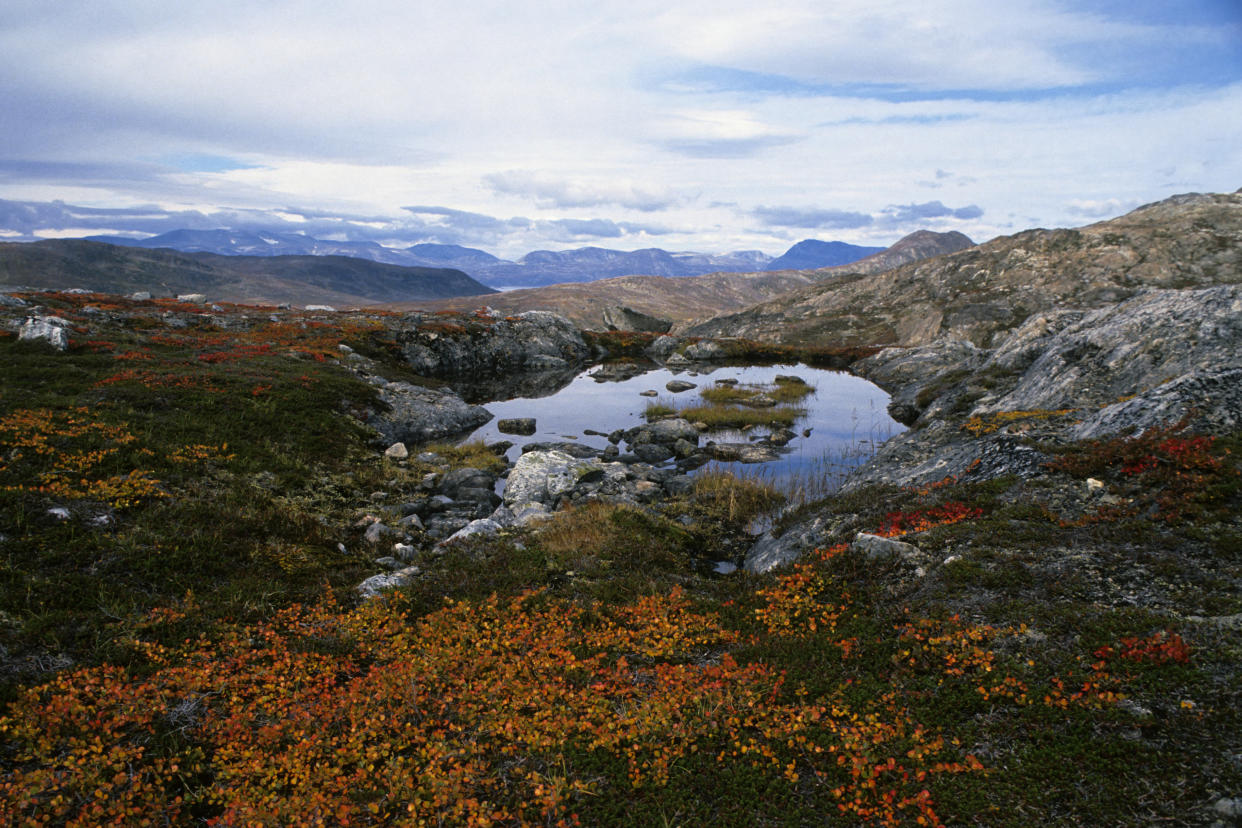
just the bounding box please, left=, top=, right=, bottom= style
left=85, top=230, right=890, bottom=288
left=410, top=230, right=975, bottom=330
left=0, top=240, right=495, bottom=307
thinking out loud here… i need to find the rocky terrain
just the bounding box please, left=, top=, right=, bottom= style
left=405, top=228, right=973, bottom=330
left=687, top=191, right=1242, bottom=346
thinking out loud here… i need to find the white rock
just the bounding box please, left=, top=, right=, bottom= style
left=305, top=304, right=336, bottom=312
left=19, top=317, right=70, bottom=350
left=852, top=532, right=921, bottom=561
left=47, top=507, right=71, bottom=521
left=384, top=442, right=409, bottom=460
left=356, top=566, right=421, bottom=600
left=176, top=293, right=207, bottom=304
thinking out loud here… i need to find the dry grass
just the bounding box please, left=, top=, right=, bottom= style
left=691, top=469, right=786, bottom=525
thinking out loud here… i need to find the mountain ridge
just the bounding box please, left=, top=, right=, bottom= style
left=0, top=239, right=496, bottom=306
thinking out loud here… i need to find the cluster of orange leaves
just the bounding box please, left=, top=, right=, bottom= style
left=1, top=571, right=994, bottom=826
left=877, top=503, right=983, bottom=538
left=0, top=408, right=166, bottom=508
left=1093, top=631, right=1191, bottom=665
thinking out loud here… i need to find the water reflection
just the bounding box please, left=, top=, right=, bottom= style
left=458, top=363, right=903, bottom=490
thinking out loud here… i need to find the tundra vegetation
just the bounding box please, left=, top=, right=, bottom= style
left=0, top=290, right=1239, bottom=826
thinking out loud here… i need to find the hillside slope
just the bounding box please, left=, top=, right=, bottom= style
left=0, top=239, right=496, bottom=306
left=686, top=192, right=1242, bottom=347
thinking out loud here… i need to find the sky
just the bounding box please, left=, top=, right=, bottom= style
left=1, top=0, right=1240, bottom=259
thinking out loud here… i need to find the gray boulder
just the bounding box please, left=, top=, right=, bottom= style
left=684, top=340, right=726, bottom=361
left=369, top=381, right=493, bottom=444
left=498, top=418, right=537, bottom=435
left=398, top=311, right=589, bottom=378
left=357, top=565, right=421, bottom=600
left=602, top=305, right=673, bottom=334
left=503, top=450, right=604, bottom=507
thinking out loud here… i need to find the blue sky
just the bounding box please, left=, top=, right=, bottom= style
left=1, top=0, right=1239, bottom=258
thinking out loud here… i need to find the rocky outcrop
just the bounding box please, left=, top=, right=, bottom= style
left=687, top=191, right=1242, bottom=347
left=601, top=305, right=672, bottom=334
left=18, top=316, right=71, bottom=350
left=396, top=311, right=589, bottom=378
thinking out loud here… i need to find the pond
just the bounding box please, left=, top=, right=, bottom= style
left=459, top=363, right=903, bottom=493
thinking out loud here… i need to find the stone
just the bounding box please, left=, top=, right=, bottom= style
left=503, top=450, right=603, bottom=508
left=498, top=418, right=536, bottom=435
left=666, top=380, right=697, bottom=393
left=439, top=518, right=501, bottom=546
left=384, top=442, right=409, bottom=460
left=745, top=514, right=843, bottom=574
left=633, top=443, right=674, bottom=463
left=684, top=340, right=726, bottom=361
left=47, top=507, right=71, bottom=521
left=305, top=304, right=337, bottom=312
left=639, top=390, right=658, bottom=397
left=368, top=381, right=493, bottom=444
left=601, top=305, right=672, bottom=334
left=0, top=293, right=28, bottom=307
left=19, top=316, right=70, bottom=350
left=363, top=522, right=392, bottom=545
left=357, top=566, right=421, bottom=600
left=129, top=291, right=152, bottom=301
left=645, top=335, right=680, bottom=361
left=398, top=310, right=588, bottom=378
left=176, top=293, right=207, bottom=304
left=852, top=533, right=921, bottom=561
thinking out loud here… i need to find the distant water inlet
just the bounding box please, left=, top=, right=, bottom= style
left=460, top=363, right=904, bottom=494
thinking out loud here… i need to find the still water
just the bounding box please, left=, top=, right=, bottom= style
left=459, top=363, right=903, bottom=490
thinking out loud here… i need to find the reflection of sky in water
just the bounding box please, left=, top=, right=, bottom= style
left=460, top=364, right=903, bottom=489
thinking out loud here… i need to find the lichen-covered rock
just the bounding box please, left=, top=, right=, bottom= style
left=18, top=316, right=70, bottom=350
left=503, top=450, right=603, bottom=508
left=602, top=305, right=672, bottom=334
left=357, top=565, right=421, bottom=600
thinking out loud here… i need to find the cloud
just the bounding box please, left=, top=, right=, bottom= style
left=656, top=108, right=803, bottom=159
left=753, top=200, right=984, bottom=232
left=880, top=201, right=984, bottom=223
left=752, top=205, right=873, bottom=229
left=483, top=171, right=677, bottom=212
left=1064, top=198, right=1134, bottom=218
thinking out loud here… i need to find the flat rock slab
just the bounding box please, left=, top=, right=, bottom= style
left=498, top=417, right=537, bottom=435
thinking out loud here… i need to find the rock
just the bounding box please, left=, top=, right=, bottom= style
left=438, top=518, right=501, bottom=546
left=18, top=316, right=70, bottom=350
left=1072, top=366, right=1242, bottom=439
left=633, top=443, right=674, bottom=463
left=364, top=522, right=392, bottom=545
left=706, top=443, right=781, bottom=463
left=665, top=380, right=697, bottom=393
left=521, top=441, right=602, bottom=459
left=0, top=293, right=28, bottom=307
left=357, top=566, right=421, bottom=600
left=498, top=417, right=537, bottom=435
left=743, top=394, right=777, bottom=408
left=645, top=335, right=680, bottom=361
left=745, top=514, right=844, bottom=574
left=176, top=293, right=207, bottom=304
left=488, top=440, right=513, bottom=455
left=852, top=533, right=921, bottom=561
left=684, top=340, right=726, bottom=361
left=398, top=513, right=425, bottom=531
left=438, top=467, right=498, bottom=498
left=47, top=507, right=71, bottom=521
left=592, top=362, right=646, bottom=382
left=631, top=418, right=700, bottom=445
left=374, top=556, right=402, bottom=569
left=503, top=450, right=603, bottom=508
left=384, top=442, right=409, bottom=460
left=774, top=374, right=806, bottom=385
left=398, top=310, right=588, bottom=378
left=715, top=378, right=739, bottom=386
left=305, top=304, right=337, bottom=312
left=664, top=353, right=691, bottom=368
left=1212, top=798, right=1242, bottom=819
left=639, top=390, right=658, bottom=397
left=602, top=305, right=673, bottom=334
left=368, top=381, right=493, bottom=444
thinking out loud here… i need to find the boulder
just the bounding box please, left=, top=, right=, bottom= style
left=176, top=293, right=207, bottom=304
left=357, top=565, right=421, bottom=600
left=384, top=442, right=409, bottom=460
left=645, top=335, right=680, bottom=361
left=666, top=380, right=697, bottom=393
left=369, top=382, right=493, bottom=444
left=601, top=305, right=673, bottom=334
left=852, top=533, right=921, bottom=562
left=18, top=316, right=70, bottom=350
left=503, top=450, right=604, bottom=508
left=498, top=417, right=537, bottom=435
left=397, top=310, right=589, bottom=378
left=684, top=340, right=726, bottom=361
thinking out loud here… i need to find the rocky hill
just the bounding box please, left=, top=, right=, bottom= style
left=686, top=192, right=1242, bottom=347
left=408, top=229, right=973, bottom=329
left=0, top=239, right=496, bottom=306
